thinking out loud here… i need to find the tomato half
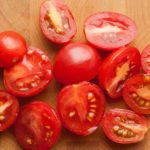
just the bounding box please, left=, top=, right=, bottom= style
left=57, top=82, right=106, bottom=136
left=0, top=91, right=19, bottom=131
left=0, top=31, right=27, bottom=68
left=4, top=47, right=52, bottom=97
left=84, top=12, right=137, bottom=50
left=123, top=74, right=150, bottom=114
left=98, top=46, right=141, bottom=99
left=40, top=0, right=77, bottom=44
left=14, top=101, right=61, bottom=150
left=53, top=42, right=101, bottom=85
left=102, top=109, right=148, bottom=144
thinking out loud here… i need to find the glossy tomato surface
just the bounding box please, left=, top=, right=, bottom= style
left=99, top=46, right=141, bottom=99
left=14, top=101, right=61, bottom=150
left=102, top=109, right=148, bottom=144
left=0, top=91, right=19, bottom=131
left=123, top=74, right=150, bottom=114
left=54, top=42, right=101, bottom=85
left=57, top=82, right=106, bottom=136
left=40, top=0, right=77, bottom=44
left=0, top=31, right=27, bottom=68
left=84, top=12, right=137, bottom=50
left=4, top=47, right=52, bottom=97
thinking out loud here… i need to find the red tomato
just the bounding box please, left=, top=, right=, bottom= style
left=123, top=74, right=150, bottom=114
left=14, top=101, right=61, bottom=150
left=102, top=109, right=148, bottom=144
left=4, top=47, right=52, bottom=97
left=57, top=82, right=106, bottom=136
left=40, top=0, right=77, bottom=44
left=98, top=46, right=141, bottom=99
left=84, top=12, right=137, bottom=50
left=0, top=91, right=19, bottom=131
left=53, top=42, right=101, bottom=85
left=0, top=31, right=27, bottom=68
left=141, top=44, right=150, bottom=73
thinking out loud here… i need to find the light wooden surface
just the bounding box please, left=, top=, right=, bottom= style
left=0, top=0, right=150, bottom=150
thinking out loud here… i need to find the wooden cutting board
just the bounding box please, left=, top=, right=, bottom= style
left=0, top=0, right=150, bottom=150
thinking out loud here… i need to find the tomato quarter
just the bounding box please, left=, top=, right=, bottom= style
left=40, top=0, right=77, bottom=44
left=102, top=109, right=148, bottom=144
left=14, top=101, right=61, bottom=150
left=84, top=12, right=137, bottom=50
left=4, top=47, right=52, bottom=97
left=98, top=46, right=141, bottom=99
left=57, top=82, right=106, bottom=136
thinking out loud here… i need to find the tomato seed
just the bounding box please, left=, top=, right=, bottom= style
left=0, top=115, right=5, bottom=121
left=26, top=138, right=32, bottom=145
left=27, top=50, right=33, bottom=55
left=64, top=24, right=69, bottom=29
left=90, top=104, right=97, bottom=108
left=145, top=101, right=150, bottom=107
left=122, top=130, right=128, bottom=137
left=113, top=125, right=120, bottom=131
left=41, top=55, right=47, bottom=61
left=69, top=111, right=76, bottom=117
left=88, top=112, right=95, bottom=118
left=87, top=92, right=94, bottom=100
left=19, top=87, right=29, bottom=91
left=132, top=93, right=137, bottom=98
left=90, top=98, right=96, bottom=103
left=90, top=109, right=96, bottom=113
left=16, top=82, right=24, bottom=87
left=45, top=125, right=51, bottom=129
left=31, top=82, right=38, bottom=88
left=139, top=100, right=145, bottom=106
left=117, top=129, right=123, bottom=135
left=144, top=75, right=150, bottom=82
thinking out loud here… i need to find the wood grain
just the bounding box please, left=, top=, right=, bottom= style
left=0, top=0, right=150, bottom=150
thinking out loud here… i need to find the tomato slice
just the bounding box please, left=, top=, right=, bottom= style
left=98, top=46, right=141, bottom=99
left=123, top=74, right=150, bottom=114
left=4, top=47, right=52, bottom=97
left=102, top=109, right=148, bottom=144
left=14, top=101, right=61, bottom=150
left=0, top=91, right=19, bottom=131
left=57, top=82, right=106, bottom=136
left=84, top=12, right=137, bottom=50
left=40, top=0, right=77, bottom=44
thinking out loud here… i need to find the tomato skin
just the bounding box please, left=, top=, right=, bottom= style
left=102, top=109, right=148, bottom=144
left=84, top=12, right=137, bottom=50
left=4, top=47, right=52, bottom=97
left=14, top=101, right=61, bottom=150
left=54, top=42, right=101, bottom=85
left=40, top=0, right=77, bottom=44
left=0, top=31, right=27, bottom=68
left=57, top=82, right=106, bottom=136
left=98, top=46, right=141, bottom=99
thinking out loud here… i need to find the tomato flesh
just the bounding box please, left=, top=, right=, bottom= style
left=4, top=47, right=52, bottom=97
left=102, top=109, right=148, bottom=144
left=57, top=82, right=106, bottom=135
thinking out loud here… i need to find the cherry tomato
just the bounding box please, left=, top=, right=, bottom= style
left=40, top=0, right=77, bottom=44
left=0, top=31, right=27, bottom=68
left=4, top=47, right=52, bottom=97
left=84, top=12, right=137, bottom=50
left=14, top=101, right=61, bottom=150
left=0, top=91, right=19, bottom=131
left=57, top=82, right=106, bottom=136
left=123, top=74, right=150, bottom=114
left=53, top=42, right=101, bottom=85
left=102, top=109, right=148, bottom=144
left=98, top=46, right=141, bottom=99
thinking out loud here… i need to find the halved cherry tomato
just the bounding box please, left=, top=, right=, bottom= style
left=84, top=12, right=137, bottom=50
left=98, top=46, right=141, bottom=99
left=40, top=0, right=77, bottom=44
left=0, top=91, right=19, bottom=131
left=53, top=42, right=101, bottom=85
left=123, top=74, right=150, bottom=114
left=141, top=44, right=150, bottom=73
left=57, top=82, right=106, bottom=136
left=0, top=31, right=27, bottom=68
left=102, top=109, right=148, bottom=144
left=4, top=47, right=52, bottom=97
left=14, top=101, right=61, bottom=150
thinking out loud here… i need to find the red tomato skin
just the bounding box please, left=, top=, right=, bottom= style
left=98, top=46, right=141, bottom=99
left=40, top=0, right=77, bottom=44
left=14, top=101, right=61, bottom=150
left=84, top=12, right=137, bottom=50
left=53, top=42, right=102, bottom=85
left=0, top=31, right=27, bottom=68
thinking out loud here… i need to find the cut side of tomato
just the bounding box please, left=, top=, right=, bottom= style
left=98, top=46, right=141, bottom=99
left=4, top=47, right=52, bottom=97
left=57, top=82, right=106, bottom=136
left=40, top=0, right=77, bottom=44
left=102, top=109, right=148, bottom=144
left=84, top=12, right=137, bottom=50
